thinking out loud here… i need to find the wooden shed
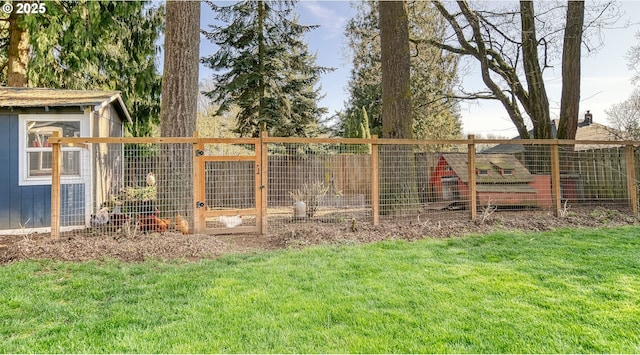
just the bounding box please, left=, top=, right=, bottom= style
left=428, top=153, right=552, bottom=208
left=0, top=87, right=132, bottom=234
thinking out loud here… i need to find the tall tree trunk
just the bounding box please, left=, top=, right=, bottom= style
left=158, top=1, right=200, bottom=223
left=520, top=1, right=552, bottom=139
left=7, top=10, right=30, bottom=87
left=257, top=0, right=266, bottom=134
left=379, top=1, right=418, bottom=215
left=557, top=1, right=585, bottom=140
left=160, top=1, right=200, bottom=137
left=380, top=1, right=412, bottom=139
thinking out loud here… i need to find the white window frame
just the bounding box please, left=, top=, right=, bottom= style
left=18, top=114, right=89, bottom=186
left=477, top=169, right=490, bottom=176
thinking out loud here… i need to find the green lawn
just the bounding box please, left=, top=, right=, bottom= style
left=1, top=226, right=639, bottom=353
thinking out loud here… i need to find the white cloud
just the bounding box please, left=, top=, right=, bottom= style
left=299, top=1, right=348, bottom=40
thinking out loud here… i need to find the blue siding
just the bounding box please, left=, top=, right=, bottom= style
left=0, top=114, right=85, bottom=231
left=33, top=185, right=48, bottom=226
left=0, top=114, right=18, bottom=229
left=60, top=184, right=85, bottom=226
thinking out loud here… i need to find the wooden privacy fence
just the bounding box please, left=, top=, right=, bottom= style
left=48, top=132, right=640, bottom=238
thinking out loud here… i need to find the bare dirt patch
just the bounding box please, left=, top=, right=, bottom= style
left=1, top=207, right=638, bottom=264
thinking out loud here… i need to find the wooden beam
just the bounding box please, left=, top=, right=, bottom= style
left=207, top=225, right=260, bottom=235
left=371, top=135, right=379, bottom=226
left=49, top=136, right=198, bottom=144
left=625, top=145, right=638, bottom=215
left=255, top=135, right=263, bottom=234
left=200, top=156, right=256, bottom=162
left=193, top=138, right=259, bottom=144
left=550, top=142, right=562, bottom=217
left=260, top=131, right=269, bottom=235
left=50, top=131, right=61, bottom=240
left=204, top=208, right=258, bottom=217
left=49, top=135, right=640, bottom=149
left=467, top=134, right=477, bottom=220
left=192, top=132, right=205, bottom=234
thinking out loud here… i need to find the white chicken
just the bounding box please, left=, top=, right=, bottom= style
left=219, top=215, right=242, bottom=228
left=146, top=172, right=156, bottom=186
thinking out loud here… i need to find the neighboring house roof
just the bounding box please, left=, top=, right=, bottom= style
left=440, top=153, right=534, bottom=184
left=0, top=87, right=132, bottom=124
left=483, top=119, right=627, bottom=153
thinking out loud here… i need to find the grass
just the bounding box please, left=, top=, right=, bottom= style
left=1, top=226, right=639, bottom=353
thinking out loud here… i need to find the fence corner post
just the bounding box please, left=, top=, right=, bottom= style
left=550, top=140, right=562, bottom=217
left=467, top=134, right=477, bottom=221
left=51, top=131, right=61, bottom=240
left=371, top=135, right=379, bottom=226
left=625, top=144, right=638, bottom=215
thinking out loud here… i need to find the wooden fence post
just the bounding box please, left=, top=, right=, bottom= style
left=260, top=130, right=269, bottom=234
left=467, top=134, right=477, bottom=220
left=625, top=144, right=638, bottom=215
left=51, top=131, right=61, bottom=240
left=192, top=131, right=205, bottom=234
left=371, top=135, right=379, bottom=226
left=550, top=141, right=562, bottom=217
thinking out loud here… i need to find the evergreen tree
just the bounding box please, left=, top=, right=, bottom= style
left=202, top=0, right=331, bottom=137
left=342, top=106, right=371, bottom=153
left=0, top=1, right=164, bottom=137
left=343, top=1, right=462, bottom=141
left=343, top=2, right=381, bottom=136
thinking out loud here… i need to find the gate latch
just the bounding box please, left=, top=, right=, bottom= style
left=195, top=149, right=204, bottom=156
left=196, top=201, right=205, bottom=208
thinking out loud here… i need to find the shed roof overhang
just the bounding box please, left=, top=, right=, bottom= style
left=0, top=87, right=132, bottom=124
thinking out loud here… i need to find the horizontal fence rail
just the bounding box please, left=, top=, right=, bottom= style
left=47, top=132, right=640, bottom=239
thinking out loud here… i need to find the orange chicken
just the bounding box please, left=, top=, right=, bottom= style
left=139, top=214, right=170, bottom=233
left=175, top=214, right=189, bottom=234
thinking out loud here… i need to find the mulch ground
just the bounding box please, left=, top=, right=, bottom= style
left=1, top=207, right=638, bottom=264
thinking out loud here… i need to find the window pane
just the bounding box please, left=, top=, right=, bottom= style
left=27, top=150, right=81, bottom=178
left=25, top=120, right=82, bottom=180
left=28, top=151, right=52, bottom=176
left=62, top=150, right=81, bottom=176
left=27, top=120, right=80, bottom=147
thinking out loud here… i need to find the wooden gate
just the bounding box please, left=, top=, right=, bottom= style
left=193, top=138, right=266, bottom=235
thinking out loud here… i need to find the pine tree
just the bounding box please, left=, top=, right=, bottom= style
left=202, top=0, right=331, bottom=137
left=0, top=1, right=164, bottom=137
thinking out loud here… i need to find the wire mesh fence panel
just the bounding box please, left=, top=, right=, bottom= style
left=153, top=143, right=194, bottom=233
left=476, top=143, right=554, bottom=214
left=566, top=147, right=630, bottom=208
left=49, top=136, right=640, bottom=238
left=380, top=143, right=469, bottom=222
left=266, top=143, right=372, bottom=229
left=61, top=142, right=194, bottom=237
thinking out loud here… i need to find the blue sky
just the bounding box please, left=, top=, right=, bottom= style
left=198, top=1, right=640, bottom=137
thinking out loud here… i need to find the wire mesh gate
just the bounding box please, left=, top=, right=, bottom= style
left=193, top=137, right=266, bottom=235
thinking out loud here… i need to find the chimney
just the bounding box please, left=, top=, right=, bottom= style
left=584, top=110, right=593, bottom=125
